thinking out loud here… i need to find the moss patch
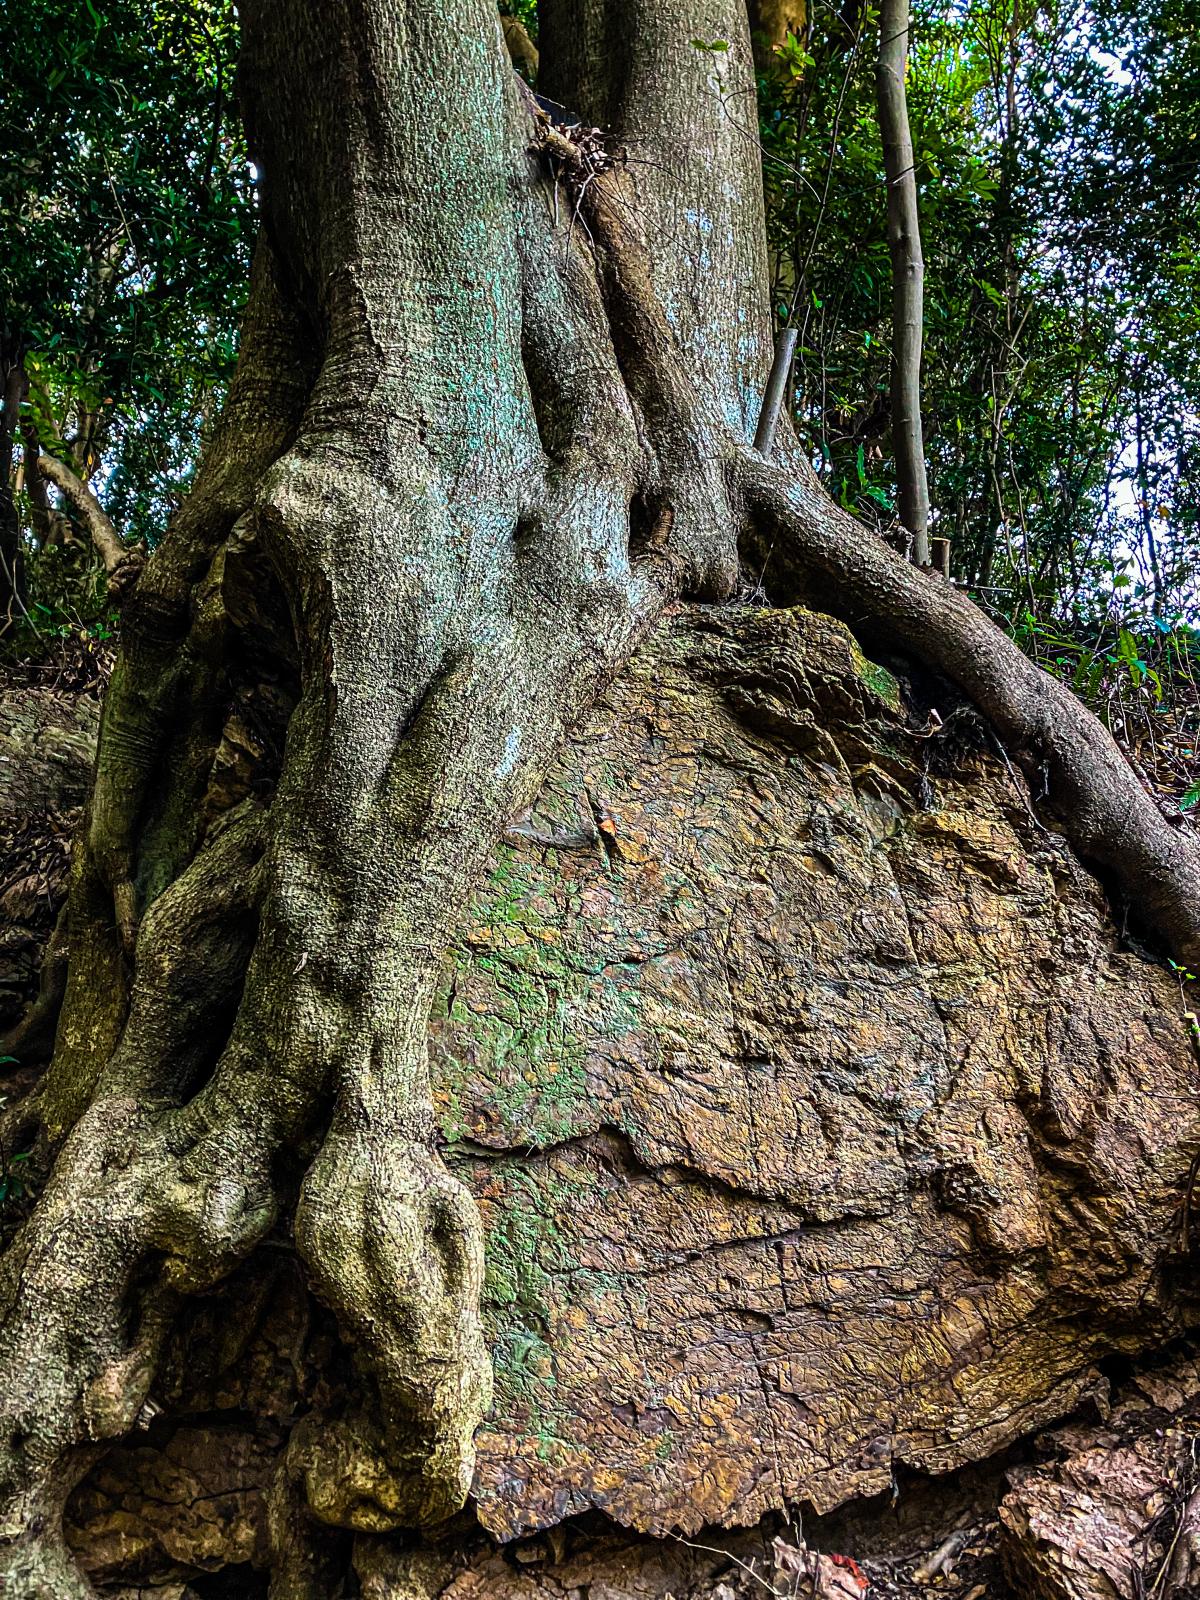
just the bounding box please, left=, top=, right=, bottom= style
left=851, top=646, right=902, bottom=713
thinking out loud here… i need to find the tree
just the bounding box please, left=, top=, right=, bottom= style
left=0, top=1, right=1198, bottom=1593
left=0, top=0, right=250, bottom=624
left=876, top=0, right=931, bottom=565
left=760, top=0, right=1200, bottom=629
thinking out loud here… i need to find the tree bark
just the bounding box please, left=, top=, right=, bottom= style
left=876, top=0, right=932, bottom=565
left=21, top=433, right=66, bottom=552
left=747, top=0, right=807, bottom=70
left=0, top=349, right=27, bottom=629
left=34, top=454, right=129, bottom=575
left=0, top=1, right=1197, bottom=1594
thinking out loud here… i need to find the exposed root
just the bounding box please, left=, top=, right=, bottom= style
left=530, top=116, right=1200, bottom=977
left=267, top=1418, right=349, bottom=1600
left=85, top=238, right=309, bottom=954
left=0, top=808, right=270, bottom=1591
left=737, top=449, right=1200, bottom=968
left=296, top=1129, right=492, bottom=1526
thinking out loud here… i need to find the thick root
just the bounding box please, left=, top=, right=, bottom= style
left=739, top=449, right=1200, bottom=967
left=295, top=1127, right=492, bottom=1526
left=0, top=811, right=268, bottom=1582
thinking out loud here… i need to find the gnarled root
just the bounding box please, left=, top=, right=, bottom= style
left=0, top=807, right=267, bottom=1594
left=296, top=1128, right=492, bottom=1527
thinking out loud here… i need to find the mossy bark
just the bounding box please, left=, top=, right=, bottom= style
left=0, top=1, right=1197, bottom=1595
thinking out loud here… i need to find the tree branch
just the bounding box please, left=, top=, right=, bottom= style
left=36, top=452, right=127, bottom=573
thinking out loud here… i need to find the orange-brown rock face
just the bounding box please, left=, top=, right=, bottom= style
left=999, top=1348, right=1200, bottom=1597
left=428, top=605, right=1200, bottom=1541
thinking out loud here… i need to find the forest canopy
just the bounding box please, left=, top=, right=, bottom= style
left=1, top=0, right=250, bottom=588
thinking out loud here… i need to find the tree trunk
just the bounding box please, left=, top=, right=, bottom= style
left=876, top=0, right=932, bottom=565
left=0, top=349, right=27, bottom=630
left=747, top=0, right=807, bottom=69
left=0, top=2, right=1198, bottom=1594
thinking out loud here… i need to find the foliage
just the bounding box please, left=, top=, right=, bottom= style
left=498, top=0, right=538, bottom=38
left=755, top=0, right=1200, bottom=658
left=1011, top=606, right=1200, bottom=810
left=1, top=0, right=251, bottom=554
left=19, top=546, right=118, bottom=646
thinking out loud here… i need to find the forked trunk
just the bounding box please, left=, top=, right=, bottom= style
left=0, top=2, right=1198, bottom=1594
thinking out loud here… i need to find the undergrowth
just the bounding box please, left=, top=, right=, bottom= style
left=992, top=599, right=1200, bottom=815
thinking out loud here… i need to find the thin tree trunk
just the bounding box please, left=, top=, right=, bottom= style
left=21, top=432, right=65, bottom=550
left=1135, top=386, right=1164, bottom=615
left=876, top=0, right=931, bottom=565
left=0, top=349, right=27, bottom=628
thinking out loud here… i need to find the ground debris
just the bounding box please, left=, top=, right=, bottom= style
left=858, top=1518, right=1005, bottom=1599
left=0, top=636, right=105, bottom=1041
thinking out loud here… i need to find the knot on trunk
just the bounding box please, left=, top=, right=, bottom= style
left=105, top=545, right=146, bottom=609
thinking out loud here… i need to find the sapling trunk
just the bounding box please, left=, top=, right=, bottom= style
left=877, top=0, right=932, bottom=566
